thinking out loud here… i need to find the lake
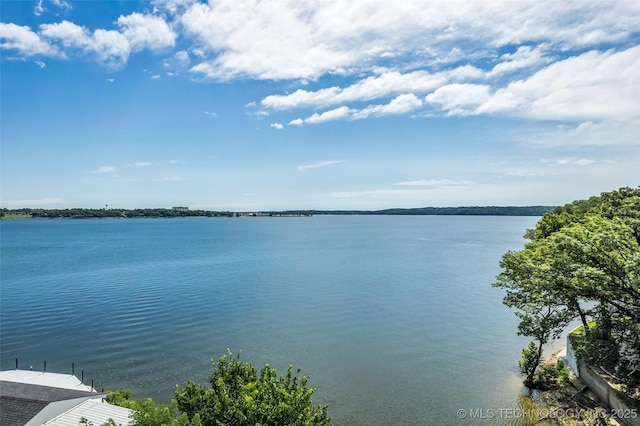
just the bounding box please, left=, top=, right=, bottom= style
left=0, top=215, right=541, bottom=424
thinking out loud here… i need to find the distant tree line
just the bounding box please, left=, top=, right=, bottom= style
left=0, top=208, right=236, bottom=219
left=1, top=205, right=555, bottom=219
left=268, top=206, right=556, bottom=216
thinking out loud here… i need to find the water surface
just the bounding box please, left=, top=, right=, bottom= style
left=1, top=215, right=539, bottom=424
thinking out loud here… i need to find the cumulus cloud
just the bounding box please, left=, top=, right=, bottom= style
left=151, top=0, right=198, bottom=15
left=488, top=45, right=551, bottom=76
left=290, top=94, right=424, bottom=125
left=182, top=0, right=358, bottom=80
left=39, top=20, right=86, bottom=47
left=2, top=11, right=173, bottom=66
left=425, top=84, right=492, bottom=115
left=270, top=123, right=284, bottom=129
left=179, top=0, right=638, bottom=81
left=304, top=106, right=355, bottom=124
left=3, top=0, right=639, bottom=127
left=40, top=20, right=130, bottom=66
left=476, top=46, right=640, bottom=121
left=260, top=67, right=477, bottom=111
left=117, top=13, right=176, bottom=52
left=0, top=23, right=57, bottom=56
left=352, top=93, right=423, bottom=119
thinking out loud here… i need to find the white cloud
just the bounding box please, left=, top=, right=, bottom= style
left=35, top=60, right=46, bottom=68
left=352, top=93, right=423, bottom=119
left=117, top=13, right=176, bottom=52
left=90, top=29, right=130, bottom=66
left=164, top=50, right=190, bottom=73
left=34, top=0, right=72, bottom=17
left=180, top=1, right=638, bottom=81
left=291, top=94, right=423, bottom=125
left=305, top=106, right=355, bottom=124
left=39, top=20, right=87, bottom=48
left=132, top=162, right=152, bottom=167
left=270, top=123, right=284, bottom=129
left=3, top=0, right=640, bottom=129
left=151, top=0, right=198, bottom=15
left=260, top=67, right=476, bottom=111
left=182, top=1, right=357, bottom=80
left=488, top=45, right=551, bottom=76
left=425, top=84, right=491, bottom=115
left=3, top=13, right=171, bottom=66
left=40, top=21, right=130, bottom=66
left=34, top=1, right=45, bottom=17
left=476, top=46, right=640, bottom=121
left=0, top=23, right=57, bottom=56
left=297, top=160, right=344, bottom=171
left=90, top=166, right=115, bottom=174
left=204, top=111, right=217, bottom=117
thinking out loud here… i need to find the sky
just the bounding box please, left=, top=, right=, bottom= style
left=1, top=0, right=639, bottom=211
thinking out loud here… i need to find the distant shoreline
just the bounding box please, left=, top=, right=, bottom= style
left=1, top=206, right=555, bottom=219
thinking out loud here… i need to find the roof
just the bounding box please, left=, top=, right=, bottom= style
left=0, top=370, right=93, bottom=392
left=41, top=398, right=133, bottom=426
left=0, top=370, right=133, bottom=426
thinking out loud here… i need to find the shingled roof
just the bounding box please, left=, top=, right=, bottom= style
left=0, top=370, right=133, bottom=426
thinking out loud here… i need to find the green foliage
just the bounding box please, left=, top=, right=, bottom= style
left=4, top=208, right=236, bottom=219
left=519, top=341, right=543, bottom=386
left=105, top=390, right=190, bottom=426
left=106, top=352, right=330, bottom=426
left=534, top=360, right=571, bottom=389
left=494, top=187, right=640, bottom=397
left=175, top=350, right=331, bottom=426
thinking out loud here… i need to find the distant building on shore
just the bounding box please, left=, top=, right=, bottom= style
left=172, top=206, right=189, bottom=212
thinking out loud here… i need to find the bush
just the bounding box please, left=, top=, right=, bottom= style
left=534, top=360, right=571, bottom=389
left=175, top=350, right=331, bottom=426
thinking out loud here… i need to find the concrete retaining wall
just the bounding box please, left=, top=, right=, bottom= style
left=565, top=334, right=580, bottom=377
left=578, top=361, right=639, bottom=426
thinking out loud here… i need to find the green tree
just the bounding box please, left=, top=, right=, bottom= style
left=494, top=187, right=640, bottom=395
left=174, top=350, right=330, bottom=426
left=105, top=389, right=193, bottom=426
left=106, top=353, right=330, bottom=426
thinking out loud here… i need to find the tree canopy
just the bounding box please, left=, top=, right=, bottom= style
left=107, top=351, right=330, bottom=426
left=494, top=187, right=640, bottom=395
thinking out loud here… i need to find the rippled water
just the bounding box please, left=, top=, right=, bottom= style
left=1, top=215, right=540, bottom=424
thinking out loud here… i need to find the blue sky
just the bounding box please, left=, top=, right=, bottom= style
left=1, top=0, right=639, bottom=210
